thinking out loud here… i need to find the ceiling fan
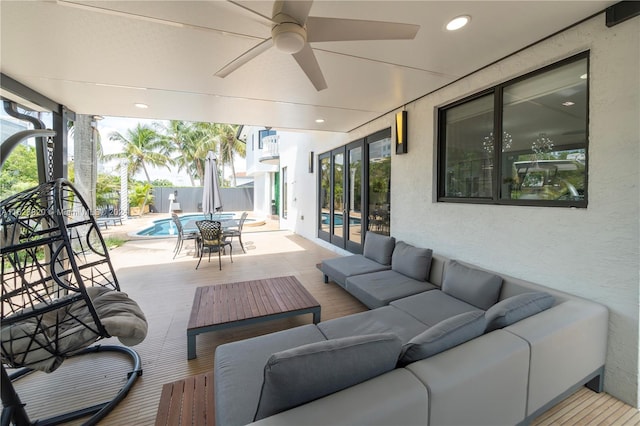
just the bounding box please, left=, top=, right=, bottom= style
left=216, top=0, right=420, bottom=91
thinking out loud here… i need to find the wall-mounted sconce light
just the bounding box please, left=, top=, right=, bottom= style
left=309, top=151, right=314, bottom=173
left=395, top=111, right=408, bottom=154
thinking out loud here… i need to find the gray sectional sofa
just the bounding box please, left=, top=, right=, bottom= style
left=214, top=233, right=608, bottom=426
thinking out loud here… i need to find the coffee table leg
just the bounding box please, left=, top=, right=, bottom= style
left=312, top=308, right=321, bottom=324
left=187, top=333, right=196, bottom=360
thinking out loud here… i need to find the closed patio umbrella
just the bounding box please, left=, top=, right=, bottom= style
left=202, top=151, right=223, bottom=219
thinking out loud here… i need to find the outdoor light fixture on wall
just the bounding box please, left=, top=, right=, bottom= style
left=395, top=110, right=408, bottom=154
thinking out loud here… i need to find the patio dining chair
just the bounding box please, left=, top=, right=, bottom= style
left=225, top=211, right=249, bottom=253
left=195, top=220, right=233, bottom=270
left=172, top=213, right=198, bottom=259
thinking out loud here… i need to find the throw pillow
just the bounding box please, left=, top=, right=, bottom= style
left=485, top=291, right=555, bottom=332
left=253, top=333, right=402, bottom=421
left=442, top=260, right=503, bottom=310
left=391, top=241, right=433, bottom=281
left=399, top=310, right=486, bottom=366
left=362, top=232, right=396, bottom=265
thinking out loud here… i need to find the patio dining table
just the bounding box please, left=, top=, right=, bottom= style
left=182, top=219, right=237, bottom=234
left=183, top=219, right=238, bottom=257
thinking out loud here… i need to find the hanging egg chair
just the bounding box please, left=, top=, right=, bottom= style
left=1, top=179, right=147, bottom=425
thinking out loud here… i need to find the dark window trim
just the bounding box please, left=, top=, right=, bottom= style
left=258, top=129, right=275, bottom=150
left=437, top=51, right=589, bottom=208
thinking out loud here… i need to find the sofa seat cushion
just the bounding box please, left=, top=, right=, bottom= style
left=318, top=306, right=429, bottom=344
left=321, top=255, right=391, bottom=287
left=345, top=270, right=437, bottom=309
left=485, top=291, right=555, bottom=332
left=441, top=260, right=503, bottom=310
left=215, top=324, right=327, bottom=426
left=399, top=311, right=486, bottom=366
left=362, top=232, right=396, bottom=265
left=254, top=333, right=402, bottom=421
left=390, top=290, right=480, bottom=327
left=391, top=241, right=433, bottom=281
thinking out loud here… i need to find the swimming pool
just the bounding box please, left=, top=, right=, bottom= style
left=321, top=213, right=361, bottom=226
left=136, top=213, right=237, bottom=237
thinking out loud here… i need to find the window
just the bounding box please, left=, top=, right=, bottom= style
left=367, top=130, right=391, bottom=235
left=258, top=129, right=276, bottom=150
left=438, top=53, right=588, bottom=207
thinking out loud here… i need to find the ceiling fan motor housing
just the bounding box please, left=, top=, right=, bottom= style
left=272, top=22, right=307, bottom=54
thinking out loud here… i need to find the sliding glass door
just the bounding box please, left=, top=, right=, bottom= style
left=318, top=129, right=391, bottom=253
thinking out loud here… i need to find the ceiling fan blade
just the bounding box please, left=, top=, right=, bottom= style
left=306, top=17, right=419, bottom=42
left=215, top=38, right=274, bottom=78
left=273, top=0, right=313, bottom=24
left=292, top=44, right=327, bottom=91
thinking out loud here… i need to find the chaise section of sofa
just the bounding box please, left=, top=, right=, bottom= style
left=345, top=241, right=438, bottom=308
left=322, top=235, right=440, bottom=309
left=320, top=231, right=395, bottom=288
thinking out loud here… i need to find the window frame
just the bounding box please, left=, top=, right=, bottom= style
left=437, top=52, right=589, bottom=208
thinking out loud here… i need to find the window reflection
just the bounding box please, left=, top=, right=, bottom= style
left=368, top=135, right=391, bottom=235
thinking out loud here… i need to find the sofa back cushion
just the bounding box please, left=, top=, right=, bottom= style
left=399, top=310, right=486, bottom=366
left=485, top=291, right=556, bottom=332
left=254, top=333, right=402, bottom=421
left=363, top=232, right=396, bottom=265
left=442, top=260, right=503, bottom=310
left=391, top=242, right=433, bottom=281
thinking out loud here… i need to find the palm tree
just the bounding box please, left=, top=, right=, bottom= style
left=192, top=122, right=221, bottom=185
left=104, top=124, right=173, bottom=215
left=157, top=120, right=199, bottom=186
left=216, top=123, right=245, bottom=187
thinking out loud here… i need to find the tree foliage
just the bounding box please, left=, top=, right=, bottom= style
left=0, top=144, right=38, bottom=199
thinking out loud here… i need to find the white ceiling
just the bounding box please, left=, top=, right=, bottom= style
left=1, top=0, right=615, bottom=133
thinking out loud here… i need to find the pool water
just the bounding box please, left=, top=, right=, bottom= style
left=136, top=213, right=237, bottom=236
left=321, top=213, right=361, bottom=226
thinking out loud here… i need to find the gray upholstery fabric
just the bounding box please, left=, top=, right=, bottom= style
left=442, top=260, right=503, bottom=310
left=318, top=306, right=430, bottom=344
left=390, top=290, right=480, bottom=327
left=485, top=291, right=555, bottom=332
left=406, top=330, right=530, bottom=426
left=320, top=255, right=390, bottom=288
left=253, top=333, right=402, bottom=421
left=215, top=324, right=327, bottom=426
left=391, top=242, right=433, bottom=281
left=345, top=270, right=436, bottom=309
left=399, top=310, right=486, bottom=366
left=362, top=232, right=396, bottom=265
left=249, top=369, right=429, bottom=426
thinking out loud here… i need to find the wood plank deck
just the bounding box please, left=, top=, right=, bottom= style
left=8, top=230, right=639, bottom=425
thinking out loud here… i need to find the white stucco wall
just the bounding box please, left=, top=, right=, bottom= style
left=278, top=131, right=348, bottom=235
left=295, top=12, right=639, bottom=406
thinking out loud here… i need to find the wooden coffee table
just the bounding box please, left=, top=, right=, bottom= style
left=187, top=276, right=321, bottom=359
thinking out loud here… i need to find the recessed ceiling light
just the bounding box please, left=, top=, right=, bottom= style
left=562, top=101, right=575, bottom=106
left=446, top=15, right=470, bottom=31
left=315, top=119, right=325, bottom=123
left=134, top=103, right=149, bottom=109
